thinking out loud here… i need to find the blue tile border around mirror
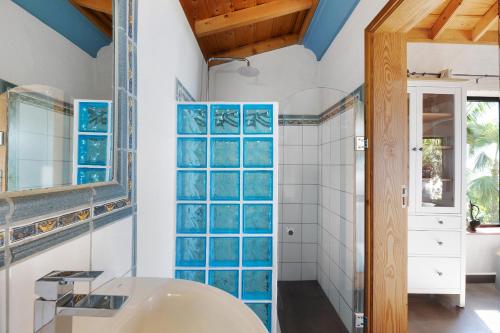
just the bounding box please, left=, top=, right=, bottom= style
left=210, top=104, right=240, bottom=135
left=0, top=0, right=138, bottom=268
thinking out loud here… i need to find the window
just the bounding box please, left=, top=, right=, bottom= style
left=466, top=97, right=499, bottom=226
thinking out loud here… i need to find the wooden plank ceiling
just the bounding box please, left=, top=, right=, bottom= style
left=179, top=0, right=319, bottom=61
left=405, top=0, right=498, bottom=44
left=69, top=0, right=113, bottom=38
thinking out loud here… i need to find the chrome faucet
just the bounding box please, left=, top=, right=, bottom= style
left=34, top=271, right=128, bottom=332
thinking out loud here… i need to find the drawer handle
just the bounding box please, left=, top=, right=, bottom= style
left=437, top=241, right=443, bottom=246
left=437, top=220, right=444, bottom=225
left=436, top=271, right=443, bottom=276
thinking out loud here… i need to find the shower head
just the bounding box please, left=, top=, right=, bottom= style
left=238, top=63, right=260, bottom=77
left=208, top=57, right=260, bottom=77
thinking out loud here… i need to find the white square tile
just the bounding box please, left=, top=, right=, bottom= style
left=339, top=296, right=354, bottom=333
left=301, top=263, right=317, bottom=280
left=279, top=126, right=284, bottom=146
left=282, top=185, right=302, bottom=203
left=0, top=269, right=5, bottom=333
left=301, top=244, right=317, bottom=262
left=331, top=237, right=341, bottom=265
left=278, top=185, right=284, bottom=203
left=283, top=164, right=302, bottom=185
left=332, top=116, right=341, bottom=141
left=322, top=122, right=331, bottom=143
left=327, top=281, right=341, bottom=311
left=281, top=263, right=301, bottom=281
left=278, top=165, right=284, bottom=185
left=282, top=223, right=302, bottom=243
left=341, top=109, right=355, bottom=140
left=284, top=126, right=302, bottom=146
left=302, top=185, right=318, bottom=204
left=302, top=224, right=317, bottom=243
left=302, top=126, right=318, bottom=145
left=301, top=204, right=318, bottom=223
left=342, top=137, right=355, bottom=165
left=303, top=146, right=318, bottom=165
left=340, top=191, right=354, bottom=222
left=340, top=218, right=354, bottom=251
left=283, top=146, right=302, bottom=165
left=282, top=243, right=302, bottom=262
left=319, top=248, right=329, bottom=275
left=303, top=165, right=318, bottom=185
left=282, top=204, right=301, bottom=224
left=331, top=141, right=341, bottom=165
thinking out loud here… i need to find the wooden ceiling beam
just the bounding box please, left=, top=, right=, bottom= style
left=69, top=0, right=112, bottom=37
left=298, top=0, right=319, bottom=43
left=408, top=27, right=498, bottom=44
left=472, top=2, right=499, bottom=42
left=72, top=0, right=112, bottom=15
left=430, top=0, right=463, bottom=39
left=209, top=34, right=299, bottom=64
left=195, top=0, right=312, bottom=38
left=376, top=0, right=446, bottom=33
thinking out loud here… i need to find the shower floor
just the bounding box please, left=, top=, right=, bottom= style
left=278, top=281, right=348, bottom=333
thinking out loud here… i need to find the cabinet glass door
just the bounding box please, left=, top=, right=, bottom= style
left=416, top=88, right=460, bottom=213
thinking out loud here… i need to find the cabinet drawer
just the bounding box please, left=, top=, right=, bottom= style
left=408, top=257, right=461, bottom=291
left=409, top=215, right=463, bottom=230
left=408, top=231, right=461, bottom=257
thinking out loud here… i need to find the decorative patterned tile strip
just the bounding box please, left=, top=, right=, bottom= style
left=9, top=208, right=91, bottom=244
left=278, top=115, right=320, bottom=126
left=0, top=230, right=4, bottom=248
left=320, top=85, right=364, bottom=123
left=94, top=206, right=133, bottom=230
left=93, top=198, right=131, bottom=217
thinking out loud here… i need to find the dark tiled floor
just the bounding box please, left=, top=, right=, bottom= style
left=278, top=281, right=348, bottom=333
left=409, top=284, right=500, bottom=333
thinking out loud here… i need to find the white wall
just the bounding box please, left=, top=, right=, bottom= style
left=2, top=217, right=132, bottom=333
left=466, top=234, right=500, bottom=275
left=137, top=0, right=206, bottom=278
left=0, top=0, right=112, bottom=100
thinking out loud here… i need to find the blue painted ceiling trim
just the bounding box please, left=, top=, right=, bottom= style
left=303, top=0, right=361, bottom=61
left=12, top=0, right=111, bottom=58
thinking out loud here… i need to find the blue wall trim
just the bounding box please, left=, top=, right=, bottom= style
left=303, top=0, right=361, bottom=60
left=12, top=0, right=111, bottom=58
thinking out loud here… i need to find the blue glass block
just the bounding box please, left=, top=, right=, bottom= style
left=177, top=138, right=207, bottom=168
left=77, top=168, right=107, bottom=185
left=243, top=237, right=272, bottom=267
left=175, top=270, right=206, bottom=283
left=78, top=102, right=109, bottom=133
left=210, top=204, right=240, bottom=234
left=246, top=303, right=272, bottom=332
left=177, top=171, right=207, bottom=201
left=208, top=270, right=239, bottom=297
left=210, top=138, right=240, bottom=168
left=242, top=270, right=272, bottom=300
left=243, top=104, right=273, bottom=134
left=177, top=204, right=207, bottom=234
left=243, top=204, right=272, bottom=234
left=78, top=135, right=109, bottom=166
left=243, top=138, right=273, bottom=168
left=211, top=104, right=240, bottom=135
left=210, top=171, right=240, bottom=201
left=176, top=237, right=206, bottom=267
left=209, top=237, right=240, bottom=267
left=177, top=104, right=207, bottom=134
left=243, top=171, right=273, bottom=201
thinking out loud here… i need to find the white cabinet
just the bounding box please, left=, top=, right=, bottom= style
left=407, top=81, right=466, bottom=306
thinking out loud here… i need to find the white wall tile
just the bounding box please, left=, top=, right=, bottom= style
left=283, top=165, right=302, bottom=185
left=301, top=244, right=317, bottom=263
left=281, top=263, right=301, bottom=281
left=283, top=146, right=302, bottom=164
left=283, top=126, right=302, bottom=146
left=303, top=165, right=318, bottom=185
left=279, top=126, right=284, bottom=146
left=302, top=126, right=318, bottom=145
left=301, top=263, right=317, bottom=280
left=0, top=269, right=5, bottom=333
left=301, top=204, right=317, bottom=223
left=302, top=146, right=318, bottom=165
left=282, top=243, right=302, bottom=262
left=282, top=185, right=302, bottom=203
left=302, top=224, right=317, bottom=243
left=282, top=204, right=302, bottom=224
left=282, top=224, right=302, bottom=244
left=339, top=296, right=354, bottom=333
left=302, top=185, right=318, bottom=204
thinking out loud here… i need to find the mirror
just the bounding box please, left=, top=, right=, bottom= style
left=0, top=0, right=114, bottom=192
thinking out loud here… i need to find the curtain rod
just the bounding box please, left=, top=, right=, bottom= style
left=407, top=70, right=499, bottom=83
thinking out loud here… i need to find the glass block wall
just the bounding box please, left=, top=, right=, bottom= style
left=175, top=103, right=278, bottom=332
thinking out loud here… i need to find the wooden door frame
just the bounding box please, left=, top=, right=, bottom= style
left=364, top=1, right=445, bottom=332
